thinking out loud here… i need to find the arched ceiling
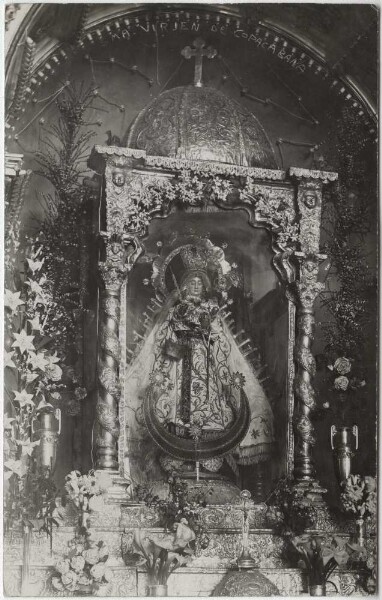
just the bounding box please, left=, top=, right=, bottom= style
left=5, top=3, right=378, bottom=118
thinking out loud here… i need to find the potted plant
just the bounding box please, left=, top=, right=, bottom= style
left=291, top=534, right=361, bottom=596
left=51, top=529, right=113, bottom=596
left=133, top=523, right=194, bottom=596
left=266, top=477, right=316, bottom=536
left=135, top=476, right=210, bottom=553
left=340, top=474, right=377, bottom=547
left=63, top=470, right=113, bottom=529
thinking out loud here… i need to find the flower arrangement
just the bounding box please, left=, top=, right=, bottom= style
left=340, top=475, right=377, bottom=520
left=134, top=477, right=209, bottom=551
left=35, top=84, right=97, bottom=416
left=266, top=478, right=316, bottom=536
left=318, top=106, right=376, bottom=453
left=318, top=356, right=366, bottom=424
left=291, top=534, right=361, bottom=587
left=4, top=244, right=64, bottom=534
left=63, top=470, right=112, bottom=528
left=133, top=525, right=194, bottom=587
left=51, top=529, right=113, bottom=595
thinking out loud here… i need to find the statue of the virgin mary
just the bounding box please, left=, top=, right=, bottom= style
left=124, top=239, right=274, bottom=493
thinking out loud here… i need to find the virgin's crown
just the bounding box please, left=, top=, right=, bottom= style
left=180, top=245, right=208, bottom=272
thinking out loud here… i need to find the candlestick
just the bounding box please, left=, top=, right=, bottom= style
left=236, top=490, right=257, bottom=569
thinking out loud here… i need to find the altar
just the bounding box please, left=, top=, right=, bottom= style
left=4, top=4, right=378, bottom=598
left=5, top=54, right=374, bottom=599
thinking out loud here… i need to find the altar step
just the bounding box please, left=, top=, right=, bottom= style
left=3, top=563, right=367, bottom=597
left=3, top=501, right=372, bottom=596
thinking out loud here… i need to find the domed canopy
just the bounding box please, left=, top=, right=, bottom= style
left=126, top=86, right=277, bottom=169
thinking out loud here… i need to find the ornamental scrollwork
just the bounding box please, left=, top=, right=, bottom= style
left=289, top=166, right=338, bottom=184
left=294, top=378, right=316, bottom=410
left=99, top=326, right=120, bottom=362
left=298, top=314, right=316, bottom=338
left=296, top=181, right=323, bottom=254
left=212, top=571, right=281, bottom=596
left=99, top=365, right=121, bottom=399
left=103, top=296, right=121, bottom=320
left=96, top=401, right=120, bottom=440
left=295, top=414, right=316, bottom=446
left=105, top=164, right=174, bottom=235
left=295, top=346, right=317, bottom=377
left=239, top=179, right=298, bottom=251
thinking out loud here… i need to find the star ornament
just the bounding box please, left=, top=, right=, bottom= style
left=13, top=389, right=35, bottom=408
left=4, top=289, right=24, bottom=314
left=12, top=329, right=35, bottom=354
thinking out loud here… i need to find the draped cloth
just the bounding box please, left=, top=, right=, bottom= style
left=123, top=298, right=274, bottom=484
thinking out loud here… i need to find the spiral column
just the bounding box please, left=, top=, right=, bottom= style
left=95, top=234, right=142, bottom=472
left=95, top=259, right=127, bottom=470
left=288, top=170, right=335, bottom=487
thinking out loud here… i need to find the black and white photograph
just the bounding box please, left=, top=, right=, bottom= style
left=3, top=2, right=378, bottom=597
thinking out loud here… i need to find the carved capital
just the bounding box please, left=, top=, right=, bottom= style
left=295, top=281, right=325, bottom=311
left=99, top=262, right=128, bottom=293
left=98, top=233, right=142, bottom=292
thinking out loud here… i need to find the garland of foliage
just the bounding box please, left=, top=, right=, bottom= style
left=317, top=106, right=376, bottom=426
left=35, top=84, right=96, bottom=414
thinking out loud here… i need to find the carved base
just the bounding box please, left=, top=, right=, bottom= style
left=293, top=479, right=328, bottom=505
left=95, top=469, right=131, bottom=503
left=236, top=549, right=259, bottom=570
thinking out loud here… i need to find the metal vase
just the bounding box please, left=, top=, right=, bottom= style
left=355, top=517, right=366, bottom=547
left=149, top=584, right=168, bottom=596
left=309, top=584, right=326, bottom=596
left=33, top=409, right=61, bottom=471
left=330, top=425, right=358, bottom=484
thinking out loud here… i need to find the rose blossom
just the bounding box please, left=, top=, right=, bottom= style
left=83, top=547, right=100, bottom=564
left=90, top=562, right=106, bottom=581
left=364, top=476, right=376, bottom=492
left=51, top=577, right=64, bottom=591
left=334, top=357, right=352, bottom=375
left=46, top=363, right=63, bottom=381
left=334, top=376, right=349, bottom=391
left=56, top=558, right=70, bottom=575
left=61, top=570, right=78, bottom=591
left=70, top=555, right=85, bottom=573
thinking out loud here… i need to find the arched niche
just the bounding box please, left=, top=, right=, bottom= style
left=89, top=143, right=337, bottom=502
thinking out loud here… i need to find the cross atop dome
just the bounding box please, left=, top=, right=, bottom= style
left=181, top=38, right=217, bottom=87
